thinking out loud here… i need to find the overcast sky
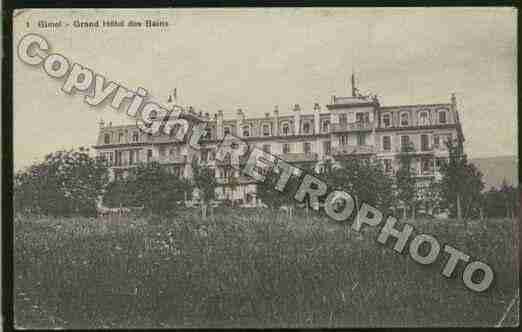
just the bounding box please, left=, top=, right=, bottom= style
left=13, top=8, right=517, bottom=170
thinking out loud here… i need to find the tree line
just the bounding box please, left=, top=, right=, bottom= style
left=14, top=141, right=518, bottom=220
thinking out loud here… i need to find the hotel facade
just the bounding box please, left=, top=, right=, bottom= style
left=93, top=84, right=464, bottom=209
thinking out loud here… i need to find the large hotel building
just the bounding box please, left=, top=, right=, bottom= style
left=93, top=81, right=464, bottom=208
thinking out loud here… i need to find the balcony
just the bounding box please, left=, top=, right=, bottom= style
left=395, top=146, right=434, bottom=155
left=332, top=121, right=375, bottom=133
left=333, top=144, right=375, bottom=156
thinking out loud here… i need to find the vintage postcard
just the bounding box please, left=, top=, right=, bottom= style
left=11, top=7, right=518, bottom=328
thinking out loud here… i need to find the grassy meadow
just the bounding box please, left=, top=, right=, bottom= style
left=14, top=209, right=519, bottom=328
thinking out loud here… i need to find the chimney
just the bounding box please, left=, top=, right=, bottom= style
left=273, top=105, right=279, bottom=136
left=217, top=110, right=224, bottom=139
left=293, top=104, right=301, bottom=135
left=451, top=93, right=458, bottom=123
left=265, top=112, right=270, bottom=118
left=313, top=103, right=320, bottom=134
left=351, top=73, right=356, bottom=97
left=98, top=119, right=105, bottom=129
left=166, top=93, right=174, bottom=109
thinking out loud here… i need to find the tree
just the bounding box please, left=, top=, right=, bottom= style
left=439, top=139, right=484, bottom=220
left=423, top=179, right=443, bottom=216
left=220, top=153, right=239, bottom=204
left=224, top=174, right=240, bottom=204
left=319, top=156, right=396, bottom=216
left=461, top=163, right=485, bottom=220
left=191, top=157, right=218, bottom=219
left=104, top=161, right=191, bottom=214
left=395, top=143, right=417, bottom=219
left=483, top=187, right=503, bottom=218
left=500, top=180, right=518, bottom=219
left=14, top=148, right=109, bottom=216
left=256, top=165, right=302, bottom=216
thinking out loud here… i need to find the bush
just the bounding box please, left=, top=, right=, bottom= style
left=257, top=168, right=302, bottom=210
left=482, top=182, right=519, bottom=219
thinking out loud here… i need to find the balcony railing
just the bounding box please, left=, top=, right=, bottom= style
left=333, top=144, right=374, bottom=155
left=332, top=121, right=374, bottom=133
left=395, top=146, right=434, bottom=154
left=277, top=152, right=318, bottom=163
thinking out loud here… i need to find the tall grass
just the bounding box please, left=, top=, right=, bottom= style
left=14, top=210, right=519, bottom=328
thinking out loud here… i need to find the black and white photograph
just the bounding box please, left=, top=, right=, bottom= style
left=8, top=7, right=519, bottom=328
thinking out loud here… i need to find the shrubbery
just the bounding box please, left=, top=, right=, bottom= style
left=13, top=144, right=517, bottom=220
left=482, top=181, right=519, bottom=219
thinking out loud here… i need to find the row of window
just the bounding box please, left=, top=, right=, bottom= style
left=259, top=141, right=332, bottom=156
left=224, top=109, right=447, bottom=138
left=161, top=141, right=332, bottom=159
left=339, top=132, right=367, bottom=146
left=104, top=127, right=184, bottom=145
left=199, top=111, right=447, bottom=140
left=102, top=133, right=451, bottom=164
left=102, top=145, right=447, bottom=176
left=219, top=120, right=332, bottom=139
left=159, top=145, right=182, bottom=158
left=381, top=109, right=448, bottom=128
left=153, top=141, right=334, bottom=160
left=338, top=112, right=370, bottom=126
left=103, top=111, right=448, bottom=145
left=381, top=133, right=452, bottom=152
left=381, top=157, right=447, bottom=174
left=105, top=121, right=328, bottom=144
left=103, top=131, right=141, bottom=145
left=100, top=149, right=154, bottom=166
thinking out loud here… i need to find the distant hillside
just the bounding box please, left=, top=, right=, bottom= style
left=469, top=155, right=518, bottom=190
